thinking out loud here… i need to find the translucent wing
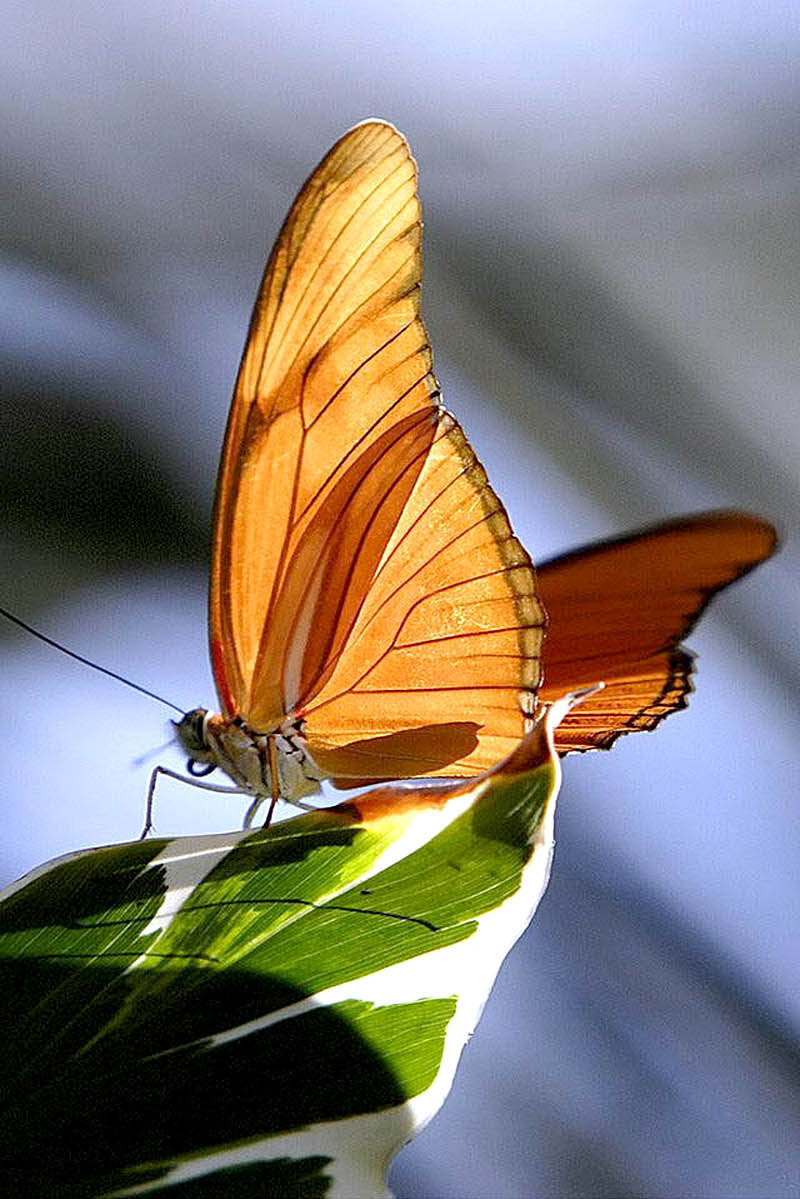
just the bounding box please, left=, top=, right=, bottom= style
left=536, top=511, right=777, bottom=752
left=302, top=412, right=542, bottom=779
left=210, top=120, right=544, bottom=777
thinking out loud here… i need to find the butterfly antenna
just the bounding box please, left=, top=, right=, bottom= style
left=131, top=737, right=176, bottom=768
left=0, top=605, right=185, bottom=715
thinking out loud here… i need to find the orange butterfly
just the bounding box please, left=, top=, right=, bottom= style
left=163, top=120, right=775, bottom=829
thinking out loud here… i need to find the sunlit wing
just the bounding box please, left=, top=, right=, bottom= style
left=302, top=412, right=542, bottom=778
left=209, top=119, right=544, bottom=777
left=536, top=511, right=777, bottom=752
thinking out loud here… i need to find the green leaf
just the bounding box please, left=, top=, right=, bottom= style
left=0, top=702, right=573, bottom=1198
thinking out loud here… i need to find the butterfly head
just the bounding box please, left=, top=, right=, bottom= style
left=173, top=707, right=214, bottom=766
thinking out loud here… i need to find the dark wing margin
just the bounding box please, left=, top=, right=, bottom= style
left=536, top=510, right=777, bottom=752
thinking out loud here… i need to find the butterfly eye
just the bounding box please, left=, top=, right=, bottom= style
left=173, top=708, right=210, bottom=757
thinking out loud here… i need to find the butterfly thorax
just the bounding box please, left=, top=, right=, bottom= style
left=174, top=708, right=326, bottom=806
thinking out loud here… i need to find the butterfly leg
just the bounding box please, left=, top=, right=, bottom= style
left=241, top=736, right=282, bottom=829
left=141, top=765, right=248, bottom=840
left=241, top=794, right=264, bottom=828
left=263, top=736, right=281, bottom=828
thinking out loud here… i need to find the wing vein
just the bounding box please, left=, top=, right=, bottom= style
left=254, top=125, right=401, bottom=388
left=262, top=169, right=417, bottom=401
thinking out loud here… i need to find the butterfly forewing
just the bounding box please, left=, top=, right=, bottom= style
left=209, top=120, right=544, bottom=773
left=210, top=121, right=435, bottom=720
left=536, top=511, right=777, bottom=752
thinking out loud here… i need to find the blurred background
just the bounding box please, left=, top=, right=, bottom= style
left=2, top=2, right=798, bottom=1195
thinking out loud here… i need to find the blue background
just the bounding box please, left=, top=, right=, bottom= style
left=1, top=4, right=798, bottom=1196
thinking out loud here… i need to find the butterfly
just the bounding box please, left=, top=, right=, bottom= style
left=163, top=119, right=776, bottom=830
